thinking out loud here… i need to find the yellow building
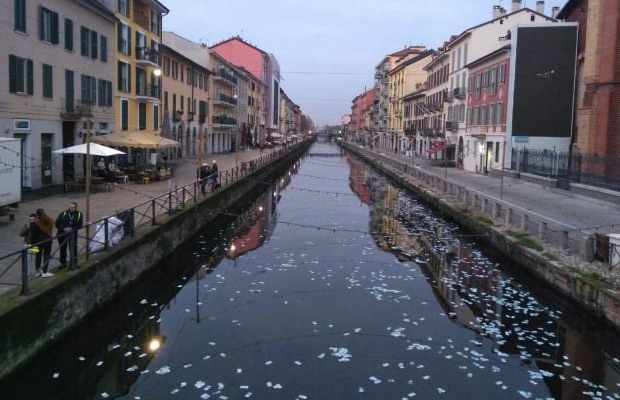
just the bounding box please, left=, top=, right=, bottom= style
left=113, top=0, right=169, bottom=162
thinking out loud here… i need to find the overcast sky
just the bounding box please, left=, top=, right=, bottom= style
left=163, top=0, right=567, bottom=127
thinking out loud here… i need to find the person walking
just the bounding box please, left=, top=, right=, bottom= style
left=55, top=202, right=83, bottom=268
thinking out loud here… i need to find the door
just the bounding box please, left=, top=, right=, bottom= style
left=41, top=133, right=53, bottom=185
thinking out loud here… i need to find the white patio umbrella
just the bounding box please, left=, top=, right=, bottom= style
left=53, top=143, right=125, bottom=156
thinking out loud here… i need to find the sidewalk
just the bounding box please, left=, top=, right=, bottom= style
left=0, top=148, right=264, bottom=295
left=380, top=147, right=620, bottom=234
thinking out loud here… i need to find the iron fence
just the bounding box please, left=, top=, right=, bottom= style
left=0, top=145, right=297, bottom=295
left=511, top=148, right=620, bottom=192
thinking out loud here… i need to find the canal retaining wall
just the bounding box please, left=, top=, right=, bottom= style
left=0, top=141, right=312, bottom=381
left=341, top=142, right=620, bottom=330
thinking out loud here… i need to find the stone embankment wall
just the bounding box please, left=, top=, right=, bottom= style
left=341, top=142, right=620, bottom=330
left=0, top=141, right=312, bottom=381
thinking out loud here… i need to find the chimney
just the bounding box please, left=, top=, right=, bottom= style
left=511, top=0, right=522, bottom=12
left=501, top=6, right=507, bottom=16
left=536, top=0, right=544, bottom=14
left=551, top=6, right=560, bottom=18
left=493, top=5, right=503, bottom=19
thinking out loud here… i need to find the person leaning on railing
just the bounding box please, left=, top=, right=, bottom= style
left=20, top=209, right=55, bottom=277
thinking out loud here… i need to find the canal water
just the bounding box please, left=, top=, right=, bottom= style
left=1, top=140, right=619, bottom=400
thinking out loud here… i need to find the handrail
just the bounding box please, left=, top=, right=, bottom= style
left=0, top=143, right=304, bottom=296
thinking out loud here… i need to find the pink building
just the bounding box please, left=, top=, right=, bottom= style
left=463, top=45, right=510, bottom=173
left=210, top=37, right=281, bottom=136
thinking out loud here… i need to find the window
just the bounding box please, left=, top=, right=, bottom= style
left=8, top=54, right=33, bottom=95
left=81, top=74, right=96, bottom=105
left=187, top=67, right=192, bottom=86
left=97, top=79, right=112, bottom=107
left=14, top=0, right=26, bottom=32
left=64, top=18, right=73, bottom=51
left=121, top=99, right=128, bottom=130
left=171, top=60, right=178, bottom=79
left=150, top=10, right=159, bottom=34
left=80, top=27, right=98, bottom=58
left=118, top=61, right=131, bottom=92
left=100, top=36, right=107, bottom=62
left=180, top=95, right=184, bottom=110
left=498, top=64, right=506, bottom=84
left=138, top=102, right=146, bottom=130
left=163, top=91, right=168, bottom=111
left=153, top=105, right=159, bottom=130
left=118, top=0, right=129, bottom=17
left=42, top=64, right=53, bottom=98
left=135, top=31, right=146, bottom=60
left=151, top=40, right=160, bottom=64
left=495, top=142, right=500, bottom=163
left=39, top=7, right=59, bottom=44
left=180, top=65, right=184, bottom=83
left=117, top=23, right=131, bottom=55
left=163, top=57, right=170, bottom=76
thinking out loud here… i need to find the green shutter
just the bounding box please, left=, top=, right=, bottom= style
left=64, top=19, right=73, bottom=51
left=100, top=36, right=107, bottom=62
left=117, top=23, right=122, bottom=52
left=80, top=26, right=88, bottom=56
left=127, top=64, right=131, bottom=92
left=117, top=62, right=122, bottom=91
left=42, top=64, right=53, bottom=98
left=26, top=59, right=33, bottom=95
left=8, top=55, right=16, bottom=93
left=51, top=11, right=59, bottom=44
left=90, top=31, right=97, bottom=59
left=106, top=81, right=112, bottom=106
left=127, top=26, right=132, bottom=56
left=38, top=7, right=44, bottom=41
left=15, top=0, right=26, bottom=32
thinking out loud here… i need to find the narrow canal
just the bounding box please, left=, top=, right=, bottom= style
left=1, top=140, right=619, bottom=400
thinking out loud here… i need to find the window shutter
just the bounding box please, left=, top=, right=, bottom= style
left=80, top=27, right=88, bottom=56
left=117, top=62, right=122, bottom=91
left=38, top=7, right=44, bottom=41
left=106, top=81, right=112, bottom=106
left=90, top=31, right=97, bottom=59
left=51, top=11, right=59, bottom=44
left=26, top=59, right=33, bottom=95
left=100, top=36, right=107, bottom=62
left=64, top=19, right=73, bottom=51
left=8, top=55, right=16, bottom=93
left=127, top=64, right=131, bottom=92
left=127, top=26, right=132, bottom=56
left=117, top=23, right=122, bottom=52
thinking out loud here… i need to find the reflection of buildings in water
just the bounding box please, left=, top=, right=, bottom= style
left=348, top=160, right=371, bottom=204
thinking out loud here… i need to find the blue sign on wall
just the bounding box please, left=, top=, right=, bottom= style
left=514, top=136, right=529, bottom=143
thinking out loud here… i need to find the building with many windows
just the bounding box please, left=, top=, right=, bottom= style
left=161, top=31, right=211, bottom=162
left=209, top=51, right=239, bottom=154
left=110, top=0, right=168, bottom=164
left=1, top=0, right=116, bottom=189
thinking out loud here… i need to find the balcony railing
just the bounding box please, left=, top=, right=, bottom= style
left=212, top=116, right=237, bottom=125
left=214, top=68, right=237, bottom=85
left=215, top=93, right=237, bottom=105
left=136, top=47, right=160, bottom=65
left=60, top=98, right=93, bottom=118
left=136, top=83, right=160, bottom=99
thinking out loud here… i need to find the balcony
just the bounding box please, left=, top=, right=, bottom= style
left=214, top=68, right=237, bottom=85
left=212, top=116, right=237, bottom=126
left=60, top=98, right=93, bottom=119
left=136, top=83, right=160, bottom=100
left=136, top=46, right=160, bottom=66
left=213, top=93, right=237, bottom=106
left=453, top=87, right=466, bottom=99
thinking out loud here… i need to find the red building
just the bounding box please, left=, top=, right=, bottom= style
left=558, top=0, right=620, bottom=158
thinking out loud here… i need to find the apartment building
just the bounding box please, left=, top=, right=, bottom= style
left=371, top=46, right=426, bottom=150
left=236, top=67, right=264, bottom=147
left=110, top=0, right=168, bottom=163
left=161, top=32, right=211, bottom=161
left=209, top=52, right=238, bottom=154
left=388, top=50, right=434, bottom=154
left=1, top=0, right=116, bottom=189
left=210, top=37, right=280, bottom=140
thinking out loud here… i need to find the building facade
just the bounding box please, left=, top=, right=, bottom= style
left=111, top=0, right=169, bottom=164
left=2, top=0, right=117, bottom=189
left=161, top=31, right=211, bottom=162
left=209, top=51, right=238, bottom=154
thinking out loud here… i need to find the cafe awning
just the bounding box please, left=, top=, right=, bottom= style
left=427, top=142, right=447, bottom=153
left=91, top=131, right=180, bottom=149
